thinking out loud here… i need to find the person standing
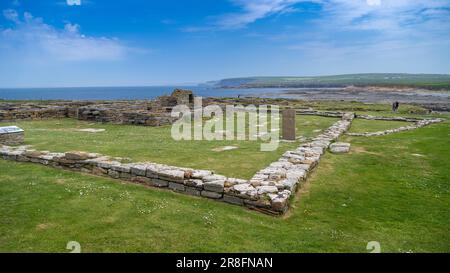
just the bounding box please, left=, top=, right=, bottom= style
left=392, top=101, right=400, bottom=112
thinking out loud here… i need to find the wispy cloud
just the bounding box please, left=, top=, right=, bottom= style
left=184, top=0, right=309, bottom=31
left=214, top=0, right=306, bottom=29
left=282, top=0, right=450, bottom=73
left=66, top=0, right=82, bottom=6
left=0, top=10, right=138, bottom=62
left=187, top=0, right=450, bottom=34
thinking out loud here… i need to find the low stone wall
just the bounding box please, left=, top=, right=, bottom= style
left=356, top=114, right=423, bottom=122
left=77, top=106, right=177, bottom=126
left=347, top=118, right=443, bottom=137
left=0, top=106, right=69, bottom=122
left=296, top=109, right=345, bottom=118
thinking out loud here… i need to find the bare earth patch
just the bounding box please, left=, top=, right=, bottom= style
left=350, top=146, right=383, bottom=156
left=36, top=223, right=56, bottom=231
left=76, top=128, right=106, bottom=133
left=212, top=146, right=239, bottom=152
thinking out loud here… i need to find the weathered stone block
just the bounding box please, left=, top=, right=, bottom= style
left=65, top=151, right=90, bottom=161
left=111, top=164, right=131, bottom=173
left=256, top=186, right=279, bottom=195
left=108, top=169, right=120, bottom=179
left=158, top=169, right=185, bottom=182
left=244, top=198, right=271, bottom=209
left=149, top=178, right=169, bottom=188
left=203, top=180, right=225, bottom=193
left=92, top=166, right=108, bottom=176
left=202, top=174, right=227, bottom=182
left=201, top=191, right=223, bottom=199
left=329, top=142, right=351, bottom=153
left=190, top=170, right=213, bottom=179
left=223, top=195, right=244, bottom=206
left=119, top=172, right=131, bottom=180
left=169, top=182, right=185, bottom=192
left=184, top=179, right=204, bottom=189
left=185, top=187, right=201, bottom=196
left=130, top=164, right=147, bottom=176
left=96, top=161, right=120, bottom=169
left=131, top=176, right=152, bottom=185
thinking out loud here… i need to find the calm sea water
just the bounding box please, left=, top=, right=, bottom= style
left=1, top=86, right=447, bottom=104
left=0, top=86, right=286, bottom=100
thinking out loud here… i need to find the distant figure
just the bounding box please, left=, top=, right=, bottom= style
left=237, top=94, right=241, bottom=99
left=392, top=101, right=400, bottom=112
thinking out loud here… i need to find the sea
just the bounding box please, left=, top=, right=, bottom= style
left=0, top=86, right=448, bottom=105
left=0, top=86, right=285, bottom=101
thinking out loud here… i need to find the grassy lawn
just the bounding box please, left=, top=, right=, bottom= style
left=348, top=119, right=413, bottom=134
left=0, top=111, right=448, bottom=252
left=0, top=115, right=337, bottom=179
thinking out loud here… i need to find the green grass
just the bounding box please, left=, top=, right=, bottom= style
left=0, top=112, right=449, bottom=253
left=348, top=119, right=413, bottom=134
left=0, top=115, right=338, bottom=179
left=218, top=73, right=450, bottom=89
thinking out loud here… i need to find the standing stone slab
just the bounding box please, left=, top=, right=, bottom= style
left=282, top=110, right=296, bottom=140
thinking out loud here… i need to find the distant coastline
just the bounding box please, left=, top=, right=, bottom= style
left=212, top=73, right=450, bottom=90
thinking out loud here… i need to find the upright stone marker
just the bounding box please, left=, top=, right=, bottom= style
left=0, top=126, right=25, bottom=145
left=282, top=109, right=296, bottom=140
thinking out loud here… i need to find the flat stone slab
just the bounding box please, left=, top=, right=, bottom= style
left=329, top=142, right=351, bottom=153
left=0, top=126, right=25, bottom=145
left=0, top=126, right=24, bottom=134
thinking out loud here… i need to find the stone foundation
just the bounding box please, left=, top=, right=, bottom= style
left=0, top=113, right=355, bottom=215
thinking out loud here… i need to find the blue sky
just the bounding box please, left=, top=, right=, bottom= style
left=1, top=0, right=450, bottom=87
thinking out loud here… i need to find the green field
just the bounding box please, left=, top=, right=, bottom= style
left=0, top=115, right=337, bottom=179
left=216, top=73, right=450, bottom=89
left=0, top=103, right=449, bottom=253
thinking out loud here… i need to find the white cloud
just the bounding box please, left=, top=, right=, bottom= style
left=322, top=0, right=450, bottom=31
left=3, top=9, right=19, bottom=23
left=67, top=0, right=81, bottom=6
left=366, top=0, right=381, bottom=6
left=216, top=0, right=307, bottom=29
left=191, top=0, right=450, bottom=33
left=1, top=10, right=134, bottom=61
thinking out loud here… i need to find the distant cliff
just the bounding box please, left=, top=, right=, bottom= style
left=213, top=74, right=450, bottom=90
